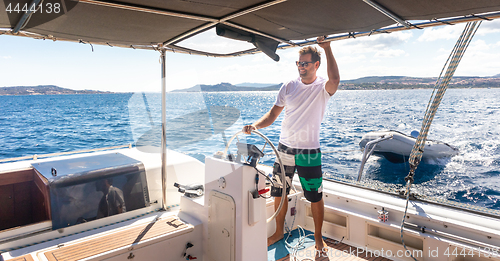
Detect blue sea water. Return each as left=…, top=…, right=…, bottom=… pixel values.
left=1, top=88, right=499, bottom=211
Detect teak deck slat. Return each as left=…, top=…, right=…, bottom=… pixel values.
left=9, top=255, right=34, bottom=261
left=44, top=217, right=188, bottom=261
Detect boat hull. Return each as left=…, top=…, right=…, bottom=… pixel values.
left=2, top=148, right=500, bottom=261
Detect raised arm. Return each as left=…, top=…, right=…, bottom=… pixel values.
left=242, top=105, right=284, bottom=134
left=317, top=36, right=340, bottom=96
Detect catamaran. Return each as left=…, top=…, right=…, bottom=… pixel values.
left=1, top=1, right=500, bottom=260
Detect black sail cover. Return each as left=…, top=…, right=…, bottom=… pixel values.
left=1, top=0, right=500, bottom=53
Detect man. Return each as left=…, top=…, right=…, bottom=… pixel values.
left=96, top=178, right=126, bottom=219
left=242, top=36, right=340, bottom=252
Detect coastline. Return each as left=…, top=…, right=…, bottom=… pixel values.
left=2, top=82, right=498, bottom=96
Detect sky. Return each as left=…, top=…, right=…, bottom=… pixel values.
left=1, top=19, right=499, bottom=93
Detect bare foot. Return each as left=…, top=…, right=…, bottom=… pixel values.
left=315, top=239, right=328, bottom=257
left=267, top=232, right=284, bottom=247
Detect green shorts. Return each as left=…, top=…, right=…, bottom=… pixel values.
left=270, top=143, right=323, bottom=203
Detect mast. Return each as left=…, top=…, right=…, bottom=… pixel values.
left=160, top=48, right=167, bottom=210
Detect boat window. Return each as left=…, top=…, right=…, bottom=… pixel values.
left=316, top=89, right=500, bottom=218
left=49, top=172, right=148, bottom=229
left=32, top=153, right=150, bottom=230
left=130, top=88, right=500, bottom=218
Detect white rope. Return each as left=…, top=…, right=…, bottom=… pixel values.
left=401, top=21, right=482, bottom=261
left=407, top=21, right=481, bottom=178
left=283, top=196, right=307, bottom=261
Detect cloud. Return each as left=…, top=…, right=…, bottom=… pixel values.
left=422, top=36, right=500, bottom=77
left=418, top=20, right=500, bottom=42
left=476, top=19, right=500, bottom=35
left=454, top=39, right=500, bottom=76
left=339, top=63, right=416, bottom=80
left=2, top=56, right=11, bottom=59
left=336, top=54, right=367, bottom=65
left=335, top=31, right=413, bottom=54
left=417, top=24, right=467, bottom=42
left=374, top=49, right=406, bottom=58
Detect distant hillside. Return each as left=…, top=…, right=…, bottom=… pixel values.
left=175, top=75, right=500, bottom=92
left=339, top=76, right=500, bottom=90
left=341, top=76, right=434, bottom=84
left=175, top=82, right=282, bottom=92
left=258, top=84, right=283, bottom=91
left=0, top=85, right=112, bottom=96
left=235, top=82, right=277, bottom=88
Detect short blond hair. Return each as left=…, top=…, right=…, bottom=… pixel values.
left=299, top=46, right=321, bottom=65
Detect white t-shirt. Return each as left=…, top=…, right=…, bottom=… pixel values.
left=275, top=76, right=331, bottom=149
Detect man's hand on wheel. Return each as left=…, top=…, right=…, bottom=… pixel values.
left=242, top=125, right=256, bottom=134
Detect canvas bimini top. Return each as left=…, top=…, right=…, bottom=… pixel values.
left=1, top=0, right=500, bottom=59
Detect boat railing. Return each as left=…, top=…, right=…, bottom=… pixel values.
left=0, top=144, right=133, bottom=163
left=357, top=135, right=393, bottom=181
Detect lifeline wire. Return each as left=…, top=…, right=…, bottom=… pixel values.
left=400, top=21, right=481, bottom=261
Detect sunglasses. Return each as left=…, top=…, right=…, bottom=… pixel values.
left=296, top=61, right=315, bottom=67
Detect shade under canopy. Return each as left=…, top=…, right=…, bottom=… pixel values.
left=1, top=0, right=500, bottom=56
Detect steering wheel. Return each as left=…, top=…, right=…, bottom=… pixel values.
left=222, top=130, right=286, bottom=223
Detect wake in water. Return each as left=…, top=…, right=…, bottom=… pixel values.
left=347, top=138, right=500, bottom=210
